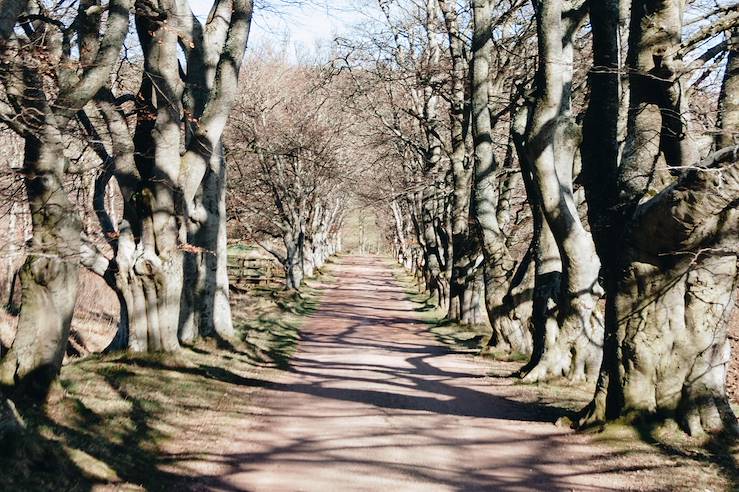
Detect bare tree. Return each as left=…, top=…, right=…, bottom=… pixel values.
left=579, top=0, right=739, bottom=435
left=0, top=0, right=132, bottom=398
left=471, top=0, right=535, bottom=356
left=77, top=0, right=253, bottom=350
left=513, top=0, right=604, bottom=383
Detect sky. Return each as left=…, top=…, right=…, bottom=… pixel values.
left=189, top=1, right=364, bottom=57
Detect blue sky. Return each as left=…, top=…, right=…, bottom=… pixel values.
left=189, top=1, right=363, bottom=56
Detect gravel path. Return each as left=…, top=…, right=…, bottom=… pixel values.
left=202, top=256, right=634, bottom=491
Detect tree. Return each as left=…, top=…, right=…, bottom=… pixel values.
left=579, top=0, right=739, bottom=435
left=471, top=0, right=536, bottom=356
left=79, top=0, right=254, bottom=350
left=0, top=0, right=132, bottom=398
left=514, top=0, right=604, bottom=383
left=438, top=0, right=481, bottom=325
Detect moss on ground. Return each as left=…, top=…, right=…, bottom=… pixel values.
left=0, top=275, right=327, bottom=491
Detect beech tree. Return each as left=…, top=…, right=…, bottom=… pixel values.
left=578, top=0, right=739, bottom=434
left=0, top=0, right=132, bottom=397
left=513, top=0, right=604, bottom=383
left=471, top=0, right=536, bottom=356
left=79, top=0, right=254, bottom=350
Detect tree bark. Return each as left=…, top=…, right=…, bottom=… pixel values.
left=179, top=145, right=234, bottom=342
left=284, top=231, right=305, bottom=291
left=582, top=149, right=739, bottom=434
left=0, top=139, right=80, bottom=398
left=717, top=29, right=738, bottom=150
left=520, top=0, right=603, bottom=382
left=578, top=0, right=739, bottom=435
left=438, top=0, right=475, bottom=323
left=0, top=0, right=131, bottom=397
left=177, top=0, right=252, bottom=341
left=120, top=3, right=185, bottom=352
left=471, top=0, right=532, bottom=355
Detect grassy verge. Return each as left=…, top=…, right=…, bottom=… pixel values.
left=391, top=261, right=738, bottom=491
left=0, top=271, right=330, bottom=491
left=391, top=266, right=498, bottom=354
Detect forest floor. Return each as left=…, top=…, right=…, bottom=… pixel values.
left=1, top=255, right=737, bottom=491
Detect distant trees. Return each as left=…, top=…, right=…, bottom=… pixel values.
left=337, top=0, right=535, bottom=335
left=226, top=54, right=351, bottom=290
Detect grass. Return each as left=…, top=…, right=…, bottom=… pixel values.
left=390, top=267, right=442, bottom=322
left=227, top=243, right=260, bottom=255
left=0, top=272, right=328, bottom=491
left=390, top=265, right=501, bottom=355
left=391, top=260, right=739, bottom=491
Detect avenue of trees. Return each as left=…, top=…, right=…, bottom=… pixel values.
left=347, top=0, right=739, bottom=435
left=0, top=0, right=737, bottom=442
left=0, top=0, right=354, bottom=406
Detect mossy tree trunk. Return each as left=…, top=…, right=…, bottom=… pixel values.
left=0, top=139, right=81, bottom=398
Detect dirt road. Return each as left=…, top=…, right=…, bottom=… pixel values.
left=202, top=256, right=634, bottom=491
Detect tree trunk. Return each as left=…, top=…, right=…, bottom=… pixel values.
left=0, top=139, right=81, bottom=398
left=303, top=236, right=316, bottom=279
left=460, top=263, right=485, bottom=325
left=391, top=199, right=412, bottom=268
left=162, top=0, right=252, bottom=344
left=123, top=6, right=184, bottom=352
left=520, top=0, right=603, bottom=382
left=439, top=0, right=474, bottom=323
left=472, top=0, right=532, bottom=356
left=581, top=153, right=739, bottom=434
left=421, top=185, right=447, bottom=306
left=2, top=202, right=19, bottom=310
left=209, top=154, right=235, bottom=336
left=578, top=0, right=739, bottom=435
left=284, top=231, right=304, bottom=291
left=179, top=144, right=234, bottom=342
left=113, top=221, right=182, bottom=352
left=717, top=29, right=738, bottom=150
